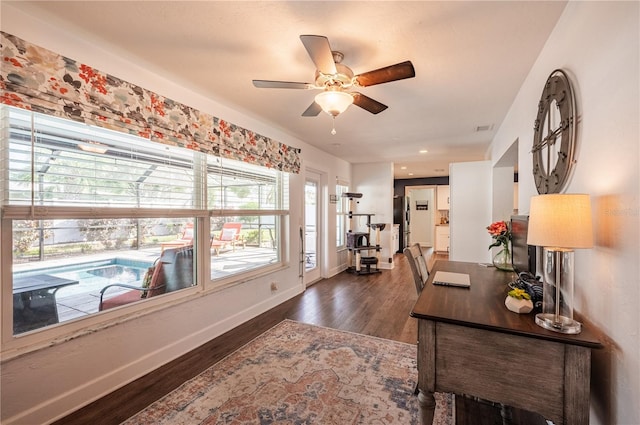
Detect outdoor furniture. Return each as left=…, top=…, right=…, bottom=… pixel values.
left=160, top=223, right=194, bottom=252
left=13, top=274, right=79, bottom=334
left=210, top=222, right=245, bottom=256
left=99, top=246, right=194, bottom=311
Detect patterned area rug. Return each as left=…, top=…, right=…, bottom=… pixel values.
left=123, top=320, right=454, bottom=424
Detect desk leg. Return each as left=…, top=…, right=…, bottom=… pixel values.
left=417, top=390, right=436, bottom=425
left=564, top=345, right=591, bottom=425
left=417, top=319, right=437, bottom=424
left=500, top=404, right=514, bottom=425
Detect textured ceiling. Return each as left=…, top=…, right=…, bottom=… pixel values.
left=5, top=1, right=567, bottom=178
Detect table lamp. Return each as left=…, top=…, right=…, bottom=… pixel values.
left=527, top=194, right=593, bottom=334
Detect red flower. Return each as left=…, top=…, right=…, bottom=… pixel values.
left=5, top=57, right=22, bottom=67
left=486, top=221, right=511, bottom=250
left=1, top=92, right=25, bottom=106
left=487, top=221, right=507, bottom=236
left=150, top=94, right=165, bottom=116
left=219, top=120, right=232, bottom=138
left=79, top=64, right=108, bottom=95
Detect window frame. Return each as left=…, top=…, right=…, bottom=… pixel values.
left=1, top=105, right=290, bottom=352
left=335, top=182, right=349, bottom=249
left=207, top=209, right=290, bottom=288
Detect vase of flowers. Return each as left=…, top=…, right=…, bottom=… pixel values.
left=487, top=220, right=514, bottom=271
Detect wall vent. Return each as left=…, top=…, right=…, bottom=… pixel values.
left=475, top=124, right=494, bottom=132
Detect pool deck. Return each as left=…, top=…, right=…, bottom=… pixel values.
left=13, top=246, right=279, bottom=325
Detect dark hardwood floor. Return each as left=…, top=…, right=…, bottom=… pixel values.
left=54, top=251, right=544, bottom=425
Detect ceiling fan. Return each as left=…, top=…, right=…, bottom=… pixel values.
left=253, top=35, right=415, bottom=132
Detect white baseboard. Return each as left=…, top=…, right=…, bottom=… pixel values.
left=328, top=263, right=348, bottom=277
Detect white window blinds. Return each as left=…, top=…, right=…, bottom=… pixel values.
left=4, top=106, right=197, bottom=209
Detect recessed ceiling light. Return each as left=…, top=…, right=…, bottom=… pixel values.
left=400, top=166, right=407, bottom=170
left=408, top=172, right=414, bottom=176
left=419, top=149, right=428, bottom=154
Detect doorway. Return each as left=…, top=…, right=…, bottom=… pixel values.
left=304, top=170, right=322, bottom=285
left=404, top=186, right=436, bottom=249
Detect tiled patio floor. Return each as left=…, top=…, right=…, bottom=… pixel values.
left=14, top=246, right=280, bottom=326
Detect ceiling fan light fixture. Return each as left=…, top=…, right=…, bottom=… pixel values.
left=78, top=141, right=108, bottom=154
left=314, top=90, right=353, bottom=117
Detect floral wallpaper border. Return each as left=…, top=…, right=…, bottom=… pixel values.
left=0, top=31, right=301, bottom=174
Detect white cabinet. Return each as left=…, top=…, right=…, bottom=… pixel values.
left=437, top=185, right=450, bottom=210
left=435, top=225, right=450, bottom=252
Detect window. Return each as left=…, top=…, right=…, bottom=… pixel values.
left=1, top=105, right=288, bottom=337
left=336, top=182, right=349, bottom=248
left=5, top=107, right=197, bottom=208
left=206, top=154, right=288, bottom=281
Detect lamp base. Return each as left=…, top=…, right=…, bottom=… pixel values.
left=535, top=313, right=582, bottom=334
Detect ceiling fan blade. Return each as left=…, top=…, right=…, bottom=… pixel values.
left=302, top=101, right=323, bottom=117
left=355, top=61, right=416, bottom=87
left=300, top=35, right=337, bottom=75
left=253, top=80, right=315, bottom=89
left=352, top=92, right=388, bottom=114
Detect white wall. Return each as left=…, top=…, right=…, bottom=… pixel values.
left=492, top=167, right=516, bottom=221
left=352, top=162, right=395, bottom=268
left=449, top=161, right=493, bottom=263
left=406, top=188, right=435, bottom=247
left=0, top=5, right=350, bottom=425
left=489, top=3, right=639, bottom=424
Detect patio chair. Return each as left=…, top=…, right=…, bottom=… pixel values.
left=98, top=246, right=194, bottom=311
left=160, top=223, right=194, bottom=252
left=210, top=222, right=245, bottom=256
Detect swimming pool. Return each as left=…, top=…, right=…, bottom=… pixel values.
left=14, top=258, right=154, bottom=292
left=12, top=257, right=156, bottom=325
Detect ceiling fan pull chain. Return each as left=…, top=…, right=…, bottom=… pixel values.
left=331, top=116, right=337, bottom=135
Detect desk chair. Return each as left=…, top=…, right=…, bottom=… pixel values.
left=404, top=243, right=430, bottom=295
left=404, top=243, right=430, bottom=396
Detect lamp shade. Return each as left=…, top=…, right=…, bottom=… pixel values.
left=315, top=90, right=353, bottom=117
left=527, top=194, right=594, bottom=249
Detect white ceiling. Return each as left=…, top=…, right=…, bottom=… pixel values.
left=7, top=1, right=567, bottom=178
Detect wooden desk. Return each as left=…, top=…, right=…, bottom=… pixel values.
left=410, top=261, right=602, bottom=425
left=13, top=274, right=79, bottom=334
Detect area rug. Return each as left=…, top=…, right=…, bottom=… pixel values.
left=122, top=320, right=454, bottom=424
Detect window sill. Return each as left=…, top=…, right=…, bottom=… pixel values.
left=2, top=261, right=291, bottom=362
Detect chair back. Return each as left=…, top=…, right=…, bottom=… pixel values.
left=404, top=243, right=430, bottom=295
left=215, top=222, right=242, bottom=241
left=181, top=223, right=194, bottom=241
left=146, top=246, right=194, bottom=297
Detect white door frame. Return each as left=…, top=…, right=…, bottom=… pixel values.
left=404, top=185, right=437, bottom=248
left=304, top=169, right=323, bottom=286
